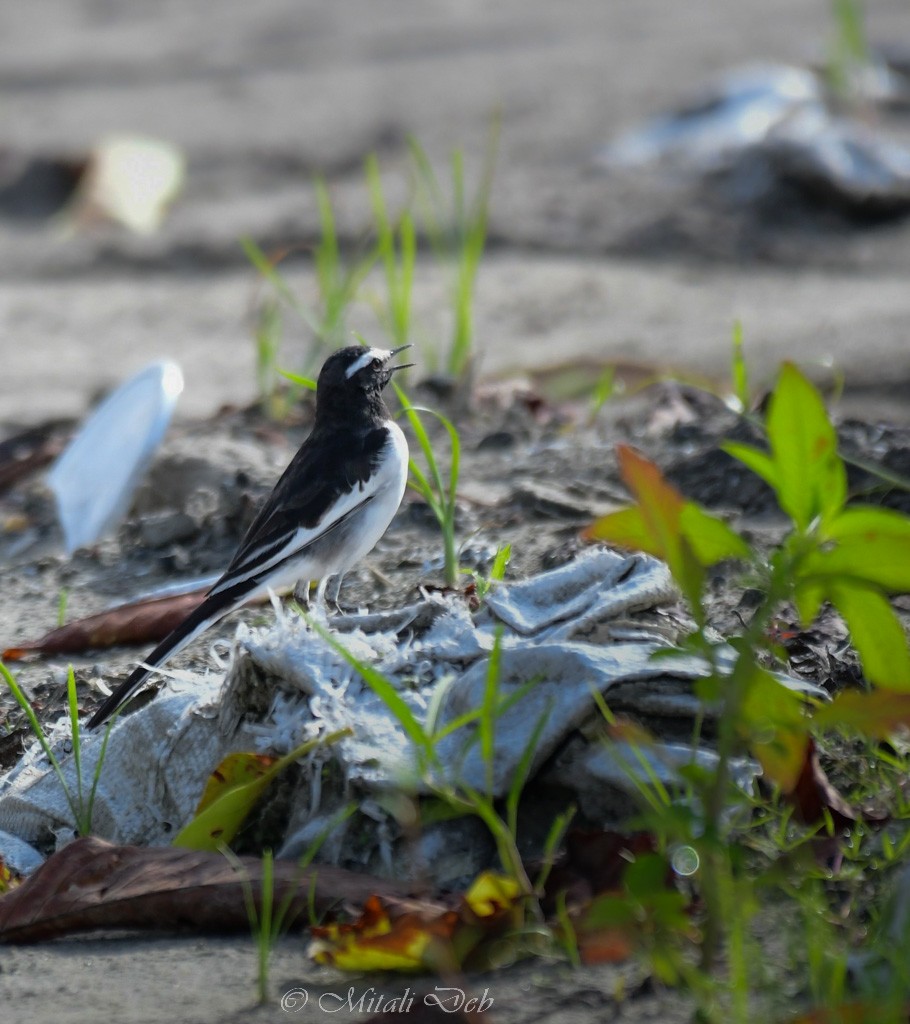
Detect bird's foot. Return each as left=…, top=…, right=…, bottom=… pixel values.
left=292, top=579, right=313, bottom=611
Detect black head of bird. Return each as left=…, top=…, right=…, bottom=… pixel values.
left=315, top=345, right=413, bottom=426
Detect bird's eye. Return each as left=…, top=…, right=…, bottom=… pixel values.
left=371, top=358, right=382, bottom=370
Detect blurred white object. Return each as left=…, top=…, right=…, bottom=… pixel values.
left=72, top=134, right=185, bottom=234
left=598, top=64, right=821, bottom=172
left=48, top=361, right=184, bottom=553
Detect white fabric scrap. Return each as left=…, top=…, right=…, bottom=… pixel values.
left=0, top=547, right=824, bottom=867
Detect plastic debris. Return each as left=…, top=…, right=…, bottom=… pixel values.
left=598, top=64, right=821, bottom=172
left=598, top=63, right=910, bottom=216
left=47, top=361, right=184, bottom=553
left=764, top=106, right=910, bottom=214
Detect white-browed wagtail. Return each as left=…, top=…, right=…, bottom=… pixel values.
left=87, top=344, right=412, bottom=729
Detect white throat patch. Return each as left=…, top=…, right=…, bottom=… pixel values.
left=344, top=348, right=391, bottom=380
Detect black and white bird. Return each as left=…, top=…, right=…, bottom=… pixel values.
left=87, top=344, right=413, bottom=729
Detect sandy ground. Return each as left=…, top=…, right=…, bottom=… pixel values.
left=2, top=2, right=910, bottom=1022
left=2, top=0, right=909, bottom=426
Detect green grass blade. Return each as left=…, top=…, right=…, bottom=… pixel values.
left=0, top=660, right=79, bottom=830
left=66, top=667, right=85, bottom=830
left=479, top=631, right=503, bottom=794
left=240, top=237, right=318, bottom=334
left=731, top=319, right=749, bottom=412
left=490, top=543, right=511, bottom=582
left=277, top=368, right=317, bottom=392
left=505, top=707, right=550, bottom=840
left=305, top=614, right=437, bottom=768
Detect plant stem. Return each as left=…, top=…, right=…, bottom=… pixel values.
left=699, top=555, right=793, bottom=971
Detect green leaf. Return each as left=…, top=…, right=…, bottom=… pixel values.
left=679, top=503, right=751, bottom=564
left=805, top=506, right=910, bottom=593
left=722, top=441, right=778, bottom=493
left=173, top=732, right=349, bottom=851
left=828, top=583, right=910, bottom=690
left=814, top=690, right=910, bottom=738
left=584, top=447, right=752, bottom=618
left=793, top=580, right=826, bottom=627
left=730, top=319, right=749, bottom=411
left=765, top=363, right=846, bottom=530
left=584, top=506, right=654, bottom=553
left=278, top=369, right=317, bottom=391
left=489, top=543, right=511, bottom=583
left=739, top=667, right=809, bottom=791
left=623, top=853, right=670, bottom=899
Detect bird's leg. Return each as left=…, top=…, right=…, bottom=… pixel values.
left=313, top=575, right=331, bottom=619
left=293, top=579, right=312, bottom=610
left=325, top=572, right=347, bottom=615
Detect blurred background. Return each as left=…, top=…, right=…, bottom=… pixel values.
left=1, top=0, right=909, bottom=423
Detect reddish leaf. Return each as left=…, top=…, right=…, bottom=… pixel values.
left=543, top=828, right=657, bottom=910
left=310, top=894, right=461, bottom=973
left=576, top=928, right=636, bottom=964
left=3, top=590, right=207, bottom=660
left=310, top=872, right=523, bottom=974
left=787, top=1002, right=910, bottom=1024
left=786, top=738, right=861, bottom=831
left=0, top=836, right=413, bottom=943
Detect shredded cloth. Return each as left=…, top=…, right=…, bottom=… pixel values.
left=0, top=548, right=824, bottom=879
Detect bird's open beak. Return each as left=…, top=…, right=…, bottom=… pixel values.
left=387, top=344, right=414, bottom=374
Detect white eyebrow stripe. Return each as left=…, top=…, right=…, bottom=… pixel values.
left=344, top=348, right=391, bottom=379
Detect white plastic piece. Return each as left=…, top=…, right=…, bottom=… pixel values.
left=48, top=361, right=184, bottom=553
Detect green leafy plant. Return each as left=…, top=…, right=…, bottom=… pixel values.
left=0, top=662, right=116, bottom=835
left=585, top=360, right=910, bottom=1011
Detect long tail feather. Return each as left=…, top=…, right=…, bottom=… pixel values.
left=86, top=578, right=256, bottom=729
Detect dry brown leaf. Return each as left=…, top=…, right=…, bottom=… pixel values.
left=309, top=872, right=523, bottom=974
left=0, top=422, right=68, bottom=495
left=3, top=590, right=207, bottom=661
left=0, top=836, right=413, bottom=943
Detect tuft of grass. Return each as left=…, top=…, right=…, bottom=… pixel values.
left=311, top=178, right=377, bottom=362
left=393, top=383, right=462, bottom=588
left=254, top=298, right=286, bottom=420
left=226, top=803, right=357, bottom=1005
left=304, top=615, right=548, bottom=907
left=242, top=178, right=377, bottom=404
left=465, top=542, right=512, bottom=604
left=827, top=0, right=871, bottom=105
left=0, top=662, right=116, bottom=835
left=409, top=121, right=498, bottom=379
left=366, top=155, right=416, bottom=357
